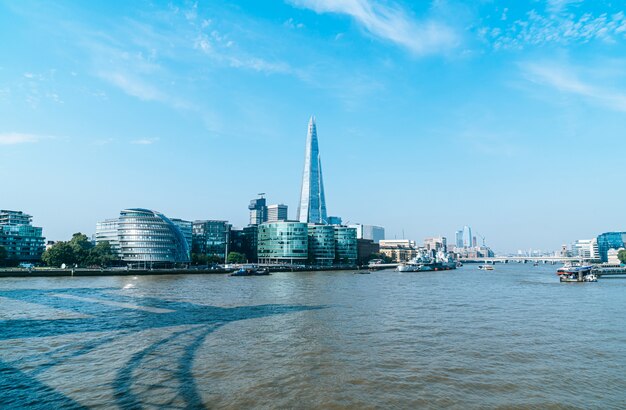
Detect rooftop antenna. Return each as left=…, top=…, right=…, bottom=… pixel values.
left=258, top=193, right=265, bottom=198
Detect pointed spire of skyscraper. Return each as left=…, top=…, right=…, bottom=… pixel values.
left=297, top=116, right=328, bottom=224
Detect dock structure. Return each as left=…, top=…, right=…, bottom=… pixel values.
left=593, top=266, right=626, bottom=277
left=459, top=256, right=598, bottom=265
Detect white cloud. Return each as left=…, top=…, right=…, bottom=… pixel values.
left=286, top=0, right=458, bottom=55
left=521, top=61, right=626, bottom=112
left=547, top=0, right=583, bottom=14
left=131, top=138, right=159, bottom=145
left=483, top=9, right=626, bottom=50
left=0, top=133, right=41, bottom=145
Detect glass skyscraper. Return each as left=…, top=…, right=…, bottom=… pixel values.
left=297, top=116, right=328, bottom=224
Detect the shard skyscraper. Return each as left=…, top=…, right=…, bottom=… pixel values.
left=297, top=116, right=328, bottom=224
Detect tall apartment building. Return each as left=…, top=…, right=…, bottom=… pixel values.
left=0, top=210, right=45, bottom=262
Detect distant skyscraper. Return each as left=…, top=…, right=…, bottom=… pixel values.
left=455, top=230, right=463, bottom=248
left=297, top=116, right=328, bottom=224
left=462, top=226, right=472, bottom=248
left=248, top=195, right=267, bottom=225
left=266, top=204, right=288, bottom=222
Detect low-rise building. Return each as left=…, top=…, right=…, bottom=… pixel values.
left=334, top=226, right=357, bottom=265
left=379, top=239, right=417, bottom=262
left=357, top=239, right=380, bottom=265
left=192, top=220, right=230, bottom=261
left=257, top=221, right=308, bottom=264
left=0, top=210, right=45, bottom=263
left=308, top=224, right=335, bottom=266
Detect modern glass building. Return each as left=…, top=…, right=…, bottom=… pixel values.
left=597, top=232, right=626, bottom=262
left=257, top=221, right=308, bottom=264
left=307, top=224, right=335, bottom=266
left=96, top=208, right=190, bottom=264
left=348, top=224, right=385, bottom=243
left=297, top=116, right=328, bottom=224
left=192, top=220, right=230, bottom=260
left=242, top=225, right=259, bottom=262
left=172, top=219, right=193, bottom=250
left=334, top=226, right=357, bottom=265
left=0, top=210, right=45, bottom=262
left=249, top=196, right=267, bottom=225
left=462, top=226, right=472, bottom=248
left=94, top=218, right=120, bottom=255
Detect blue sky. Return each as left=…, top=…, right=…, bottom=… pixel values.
left=1, top=0, right=625, bottom=253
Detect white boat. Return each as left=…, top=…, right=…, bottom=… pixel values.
left=478, top=264, right=494, bottom=271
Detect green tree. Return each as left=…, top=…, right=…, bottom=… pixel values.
left=0, top=245, right=7, bottom=267
left=227, top=252, right=247, bottom=264
left=618, top=249, right=626, bottom=265
left=191, top=253, right=209, bottom=265
left=85, top=241, right=116, bottom=267
left=69, top=233, right=93, bottom=265
left=42, top=242, right=76, bottom=267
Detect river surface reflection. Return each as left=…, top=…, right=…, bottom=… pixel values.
left=1, top=264, right=625, bottom=408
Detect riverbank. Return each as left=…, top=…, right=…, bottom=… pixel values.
left=0, top=265, right=361, bottom=277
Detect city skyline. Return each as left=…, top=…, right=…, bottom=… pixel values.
left=2, top=1, right=626, bottom=252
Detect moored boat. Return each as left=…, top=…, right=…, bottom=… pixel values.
left=230, top=265, right=271, bottom=276
left=556, top=264, right=595, bottom=283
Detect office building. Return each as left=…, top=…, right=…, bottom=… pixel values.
left=242, top=225, right=259, bottom=262
left=257, top=221, right=308, bottom=264
left=171, top=218, right=193, bottom=250
left=424, top=237, right=446, bottom=252
left=349, top=224, right=385, bottom=243
left=455, top=230, right=463, bottom=248
left=379, top=239, right=418, bottom=262
left=597, top=232, right=626, bottom=262
left=192, top=220, right=230, bottom=260
left=96, top=208, right=190, bottom=264
left=308, top=224, right=335, bottom=266
left=328, top=216, right=342, bottom=225
left=357, top=239, right=380, bottom=265
left=249, top=195, right=267, bottom=225
left=94, top=218, right=120, bottom=255
left=0, top=210, right=45, bottom=262
left=267, top=204, right=288, bottom=222
left=462, top=226, right=472, bottom=248
left=297, top=116, right=328, bottom=224
left=571, top=238, right=599, bottom=260
left=334, top=226, right=357, bottom=265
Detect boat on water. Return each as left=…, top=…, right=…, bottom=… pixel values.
left=230, top=265, right=271, bottom=276
left=478, top=264, right=494, bottom=271
left=396, top=250, right=457, bottom=272
left=556, top=264, right=596, bottom=283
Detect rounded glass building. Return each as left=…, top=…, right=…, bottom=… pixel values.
left=117, top=208, right=190, bottom=264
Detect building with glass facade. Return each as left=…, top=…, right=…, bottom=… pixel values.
left=172, top=219, right=193, bottom=250
left=192, top=220, right=230, bottom=260
left=348, top=224, right=385, bottom=243
left=297, top=116, right=328, bottom=224
left=249, top=196, right=267, bottom=225
left=94, top=218, right=120, bottom=255
left=0, top=210, right=45, bottom=262
left=96, top=208, right=190, bottom=264
left=334, top=226, right=357, bottom=265
left=597, top=232, right=626, bottom=262
left=242, top=225, right=259, bottom=262
left=257, top=221, right=308, bottom=264
left=307, top=224, right=335, bottom=265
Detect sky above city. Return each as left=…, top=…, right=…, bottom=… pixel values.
left=1, top=0, right=625, bottom=253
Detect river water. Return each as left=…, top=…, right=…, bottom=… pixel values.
left=1, top=264, right=625, bottom=409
